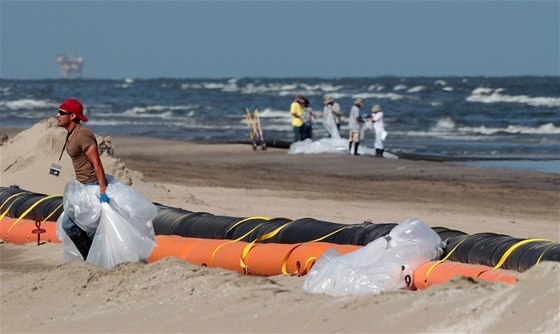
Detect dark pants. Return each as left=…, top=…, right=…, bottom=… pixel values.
left=302, top=124, right=313, bottom=140
left=293, top=126, right=303, bottom=142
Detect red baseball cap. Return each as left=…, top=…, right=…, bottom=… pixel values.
left=59, top=99, right=88, bottom=122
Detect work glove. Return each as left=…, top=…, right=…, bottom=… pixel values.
left=99, top=193, right=110, bottom=203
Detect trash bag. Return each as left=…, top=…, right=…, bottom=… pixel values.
left=55, top=211, right=84, bottom=263
left=104, top=175, right=157, bottom=241
left=62, top=180, right=101, bottom=236
left=288, top=137, right=348, bottom=155
left=303, top=218, right=444, bottom=296
left=323, top=110, right=341, bottom=139
left=87, top=202, right=156, bottom=269
left=56, top=175, right=157, bottom=268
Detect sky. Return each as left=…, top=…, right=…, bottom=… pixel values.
left=1, top=0, right=559, bottom=79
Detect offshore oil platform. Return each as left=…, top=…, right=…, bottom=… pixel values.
left=57, top=54, right=84, bottom=79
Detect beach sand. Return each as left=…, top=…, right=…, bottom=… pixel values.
left=1, top=119, right=559, bottom=333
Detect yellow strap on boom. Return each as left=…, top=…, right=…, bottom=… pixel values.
left=227, top=216, right=271, bottom=234
left=280, top=225, right=351, bottom=276
left=240, top=222, right=292, bottom=274
left=309, top=226, right=351, bottom=243
left=209, top=223, right=264, bottom=267
left=0, top=192, right=26, bottom=220
left=170, top=213, right=194, bottom=228
left=4, top=194, right=62, bottom=241
left=536, top=244, right=559, bottom=265
left=491, top=238, right=553, bottom=270
left=281, top=243, right=304, bottom=275
left=42, top=203, right=64, bottom=223
left=424, top=235, right=469, bottom=284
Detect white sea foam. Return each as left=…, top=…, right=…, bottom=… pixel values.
left=354, top=92, right=407, bottom=101
left=261, top=123, right=292, bottom=132
left=123, top=104, right=199, bottom=116
left=192, top=81, right=240, bottom=92
left=0, top=99, right=58, bottom=110
left=434, top=80, right=447, bottom=86
left=318, top=84, right=343, bottom=92
left=0, top=87, right=12, bottom=96
left=393, top=84, right=407, bottom=91
left=467, top=87, right=560, bottom=108
left=431, top=117, right=456, bottom=132
left=181, top=80, right=239, bottom=91
left=116, top=78, right=134, bottom=88
left=115, top=83, right=132, bottom=89
left=181, top=83, right=203, bottom=89
left=429, top=117, right=560, bottom=136
left=407, top=86, right=426, bottom=93
left=0, top=111, right=52, bottom=119
left=442, top=86, right=454, bottom=92
left=367, top=84, right=386, bottom=91
left=241, top=83, right=297, bottom=94
left=258, top=108, right=291, bottom=118
left=392, top=117, right=560, bottom=141
left=239, top=113, right=291, bottom=132
left=462, top=123, right=560, bottom=135
left=278, top=90, right=323, bottom=97
left=87, top=119, right=162, bottom=126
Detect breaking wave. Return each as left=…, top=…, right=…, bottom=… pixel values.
left=431, top=117, right=560, bottom=135
left=467, top=87, right=560, bottom=108
left=0, top=99, right=58, bottom=110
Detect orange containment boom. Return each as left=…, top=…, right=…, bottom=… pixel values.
left=0, top=218, right=60, bottom=244
left=147, top=235, right=519, bottom=287
left=1, top=222, right=519, bottom=288
left=147, top=235, right=361, bottom=276
left=413, top=261, right=518, bottom=289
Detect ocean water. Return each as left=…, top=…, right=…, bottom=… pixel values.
left=1, top=77, right=559, bottom=173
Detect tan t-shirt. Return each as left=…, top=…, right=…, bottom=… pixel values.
left=66, top=125, right=98, bottom=183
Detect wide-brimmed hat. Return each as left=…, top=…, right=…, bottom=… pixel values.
left=354, top=98, right=364, bottom=105
left=59, top=99, right=88, bottom=122
left=324, top=96, right=334, bottom=104
left=371, top=104, right=383, bottom=113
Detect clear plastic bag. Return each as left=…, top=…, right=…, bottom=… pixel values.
left=303, top=218, right=444, bottom=296
left=87, top=202, right=156, bottom=269
left=56, top=175, right=157, bottom=268
left=62, top=180, right=101, bottom=236
left=55, top=211, right=84, bottom=263
left=288, top=137, right=349, bottom=155
left=104, top=175, right=157, bottom=241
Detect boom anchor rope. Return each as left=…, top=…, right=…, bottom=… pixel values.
left=31, top=220, right=46, bottom=246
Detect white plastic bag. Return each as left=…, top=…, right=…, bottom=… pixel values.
left=62, top=180, right=101, bottom=236
left=323, top=110, right=341, bottom=140
left=55, top=211, right=84, bottom=263
left=288, top=110, right=350, bottom=155
left=105, top=175, right=157, bottom=241
left=56, top=174, right=157, bottom=268
left=288, top=137, right=349, bottom=155
left=303, top=218, right=444, bottom=296
left=87, top=203, right=156, bottom=269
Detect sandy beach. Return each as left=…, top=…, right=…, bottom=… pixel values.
left=1, top=120, right=559, bottom=333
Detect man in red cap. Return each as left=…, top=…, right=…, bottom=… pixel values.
left=57, top=99, right=109, bottom=259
